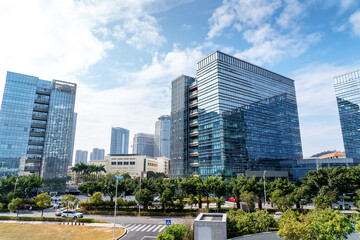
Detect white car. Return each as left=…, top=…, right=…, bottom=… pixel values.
left=61, top=210, right=84, bottom=219
left=55, top=208, right=64, bottom=216
left=274, top=212, right=283, bottom=220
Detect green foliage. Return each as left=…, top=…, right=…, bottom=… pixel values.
left=271, top=189, right=293, bottom=211
left=157, top=224, right=193, bottom=240
left=147, top=171, right=166, bottom=179
left=35, top=193, right=51, bottom=217
left=0, top=215, right=100, bottom=223
left=89, top=192, right=103, bottom=208
left=227, top=209, right=278, bottom=238
left=0, top=202, right=3, bottom=210
left=0, top=175, right=43, bottom=199
left=78, top=181, right=102, bottom=195
left=314, top=195, right=332, bottom=210
left=135, top=189, right=153, bottom=211
left=61, top=195, right=76, bottom=209
left=8, top=197, right=23, bottom=216
left=240, top=191, right=255, bottom=212
left=160, top=188, right=173, bottom=212
left=277, top=209, right=353, bottom=240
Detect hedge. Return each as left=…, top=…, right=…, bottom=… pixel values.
left=0, top=216, right=104, bottom=223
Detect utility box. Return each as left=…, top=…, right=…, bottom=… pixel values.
left=194, top=213, right=227, bottom=240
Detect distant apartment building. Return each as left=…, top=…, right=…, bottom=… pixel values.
left=90, top=148, right=105, bottom=160
left=68, top=112, right=77, bottom=166
left=170, top=51, right=303, bottom=178
left=132, top=133, right=155, bottom=157
left=334, top=69, right=360, bottom=164
left=155, top=156, right=170, bottom=177
left=110, top=127, right=129, bottom=154
left=154, top=115, right=170, bottom=158
left=75, top=150, right=88, bottom=164
left=0, top=72, right=76, bottom=191
left=89, top=154, right=164, bottom=178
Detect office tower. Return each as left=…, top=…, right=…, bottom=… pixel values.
left=133, top=133, right=155, bottom=157
left=170, top=51, right=303, bottom=178
left=68, top=112, right=77, bottom=166
left=0, top=72, right=76, bottom=190
left=154, top=115, right=170, bottom=158
left=110, top=127, right=129, bottom=154
left=75, top=150, right=88, bottom=164
left=170, top=75, right=197, bottom=177
left=90, top=148, right=105, bottom=160
left=334, top=70, right=360, bottom=162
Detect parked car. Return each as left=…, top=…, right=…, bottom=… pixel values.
left=61, top=210, right=84, bottom=219
left=274, top=212, right=283, bottom=220
left=153, top=196, right=161, bottom=202
left=227, top=196, right=235, bottom=202
left=50, top=196, right=62, bottom=202
left=55, top=208, right=65, bottom=216
left=65, top=189, right=80, bottom=195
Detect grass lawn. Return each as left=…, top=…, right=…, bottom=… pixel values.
left=0, top=222, right=125, bottom=240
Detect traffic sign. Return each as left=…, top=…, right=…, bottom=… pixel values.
left=166, top=220, right=171, bottom=226
left=115, top=176, right=124, bottom=180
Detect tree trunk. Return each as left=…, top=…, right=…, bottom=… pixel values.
left=198, top=198, right=202, bottom=209
left=296, top=201, right=300, bottom=209
left=258, top=196, right=262, bottom=210
left=17, top=210, right=19, bottom=217
left=206, top=197, right=210, bottom=209
left=236, top=196, right=240, bottom=209
left=41, top=209, right=44, bottom=217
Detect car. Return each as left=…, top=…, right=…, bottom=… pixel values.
left=55, top=208, right=65, bottom=216
left=51, top=196, right=62, bottom=202
left=227, top=196, right=235, bottom=202
left=274, top=212, right=283, bottom=220
left=153, top=196, right=161, bottom=202
left=61, top=210, right=84, bottom=219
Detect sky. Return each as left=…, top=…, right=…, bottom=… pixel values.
left=0, top=0, right=360, bottom=158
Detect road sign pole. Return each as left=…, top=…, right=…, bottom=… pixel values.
left=113, top=178, right=119, bottom=240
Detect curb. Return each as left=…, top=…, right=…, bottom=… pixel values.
left=117, top=228, right=128, bottom=240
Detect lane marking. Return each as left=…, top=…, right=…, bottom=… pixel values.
left=141, top=225, right=153, bottom=232
left=130, top=224, right=144, bottom=231
left=158, top=225, right=166, bottom=232
left=135, top=224, right=148, bottom=231
left=152, top=225, right=163, bottom=232
left=146, top=225, right=157, bottom=232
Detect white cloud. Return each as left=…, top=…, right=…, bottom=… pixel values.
left=207, top=0, right=320, bottom=65
left=349, top=10, right=360, bottom=35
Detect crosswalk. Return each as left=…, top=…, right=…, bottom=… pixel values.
left=125, top=224, right=167, bottom=233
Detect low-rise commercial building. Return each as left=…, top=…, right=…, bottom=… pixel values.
left=89, top=154, right=165, bottom=178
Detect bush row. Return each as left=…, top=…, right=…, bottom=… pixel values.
left=0, top=215, right=100, bottom=223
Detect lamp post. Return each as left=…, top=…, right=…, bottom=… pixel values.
left=263, top=170, right=267, bottom=212
left=13, top=177, right=18, bottom=200
left=137, top=172, right=142, bottom=216
left=113, top=176, right=123, bottom=240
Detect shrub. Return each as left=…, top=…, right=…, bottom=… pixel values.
left=157, top=224, right=193, bottom=240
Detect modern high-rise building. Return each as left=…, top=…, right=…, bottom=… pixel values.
left=110, top=127, right=129, bottom=154
left=68, top=112, right=77, bottom=166
left=75, top=150, right=88, bottom=164
left=334, top=69, right=360, bottom=163
left=0, top=71, right=76, bottom=190
left=90, top=148, right=105, bottom=160
left=154, top=115, right=170, bottom=158
left=170, top=51, right=303, bottom=178
left=132, top=133, right=155, bottom=157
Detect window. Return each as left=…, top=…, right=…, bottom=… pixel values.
left=124, top=162, right=129, bottom=165
left=130, top=162, right=135, bottom=165
left=117, top=162, right=122, bottom=165
left=111, top=162, right=116, bottom=165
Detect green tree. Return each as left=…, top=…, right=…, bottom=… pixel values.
left=0, top=202, right=3, bottom=210
left=270, top=189, right=293, bottom=211
left=289, top=185, right=312, bottom=209
left=240, top=191, right=255, bottom=212
left=277, top=209, right=353, bottom=240
left=160, top=188, right=173, bottom=213
left=228, top=176, right=247, bottom=209
left=89, top=192, right=103, bottom=210
left=78, top=181, right=102, bottom=195
left=157, top=224, right=193, bottom=240
left=135, top=188, right=153, bottom=211
left=61, top=195, right=76, bottom=211
left=8, top=197, right=22, bottom=217
left=35, top=193, right=51, bottom=217
left=313, top=194, right=332, bottom=210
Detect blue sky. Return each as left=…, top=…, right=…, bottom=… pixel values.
left=0, top=0, right=360, bottom=158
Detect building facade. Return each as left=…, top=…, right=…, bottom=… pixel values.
left=74, top=150, right=88, bottom=164
left=154, top=115, right=171, bottom=158
left=110, top=127, right=129, bottom=154
left=68, top=112, right=77, bottom=166
left=334, top=70, right=360, bottom=163
left=89, top=154, right=162, bottom=178
left=156, top=156, right=170, bottom=177
left=170, top=51, right=303, bottom=178
left=90, top=148, right=105, bottom=160
left=132, top=133, right=155, bottom=157
left=0, top=72, right=76, bottom=190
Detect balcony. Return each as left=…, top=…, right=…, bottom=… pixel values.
left=30, top=131, right=45, bottom=137
left=36, top=89, right=51, bottom=96
left=27, top=149, right=43, bottom=154
left=24, top=166, right=40, bottom=172
left=32, top=114, right=47, bottom=121
left=189, top=110, right=198, bottom=118
left=189, top=120, right=198, bottom=127
left=31, top=123, right=47, bottom=129
left=189, top=162, right=199, bottom=168
left=34, top=98, right=49, bottom=104
left=189, top=91, right=198, bottom=99
left=28, top=140, right=44, bottom=146
left=33, top=107, right=49, bottom=113
left=189, top=151, right=199, bottom=157
left=26, top=157, right=42, bottom=163
left=189, top=102, right=198, bottom=109
left=189, top=130, right=198, bottom=137
left=189, top=141, right=199, bottom=147
left=189, top=82, right=197, bottom=90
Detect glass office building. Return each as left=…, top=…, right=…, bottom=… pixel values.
left=170, top=51, right=303, bottom=178
left=90, top=148, right=105, bottom=160
left=0, top=72, right=76, bottom=190
left=154, top=115, right=170, bottom=158
left=68, top=112, right=77, bottom=166
left=133, top=133, right=155, bottom=157
left=75, top=150, right=88, bottom=164
left=334, top=70, right=360, bottom=162
left=110, top=127, right=129, bottom=154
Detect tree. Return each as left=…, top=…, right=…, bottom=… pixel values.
left=160, top=188, right=173, bottom=213
left=61, top=195, right=76, bottom=215
left=36, top=193, right=51, bottom=217
left=157, top=224, right=193, bottom=240
left=314, top=194, right=332, bottom=210
left=78, top=181, right=102, bottom=195
left=8, top=197, right=22, bottom=217
left=89, top=192, right=103, bottom=210
left=289, top=185, right=312, bottom=209
left=135, top=189, right=153, bottom=211
left=240, top=191, right=255, bottom=212
left=277, top=209, right=353, bottom=240
left=270, top=189, right=292, bottom=211
left=229, top=176, right=247, bottom=209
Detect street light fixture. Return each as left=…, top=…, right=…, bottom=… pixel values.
left=263, top=170, right=267, bottom=212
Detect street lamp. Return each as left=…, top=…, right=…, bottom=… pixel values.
left=263, top=170, right=267, bottom=212
left=113, top=175, right=123, bottom=240
left=13, top=177, right=18, bottom=200
left=136, top=172, right=142, bottom=216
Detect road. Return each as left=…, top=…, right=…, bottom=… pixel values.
left=0, top=208, right=189, bottom=240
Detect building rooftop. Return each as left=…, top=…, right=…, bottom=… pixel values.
left=318, top=152, right=346, bottom=159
